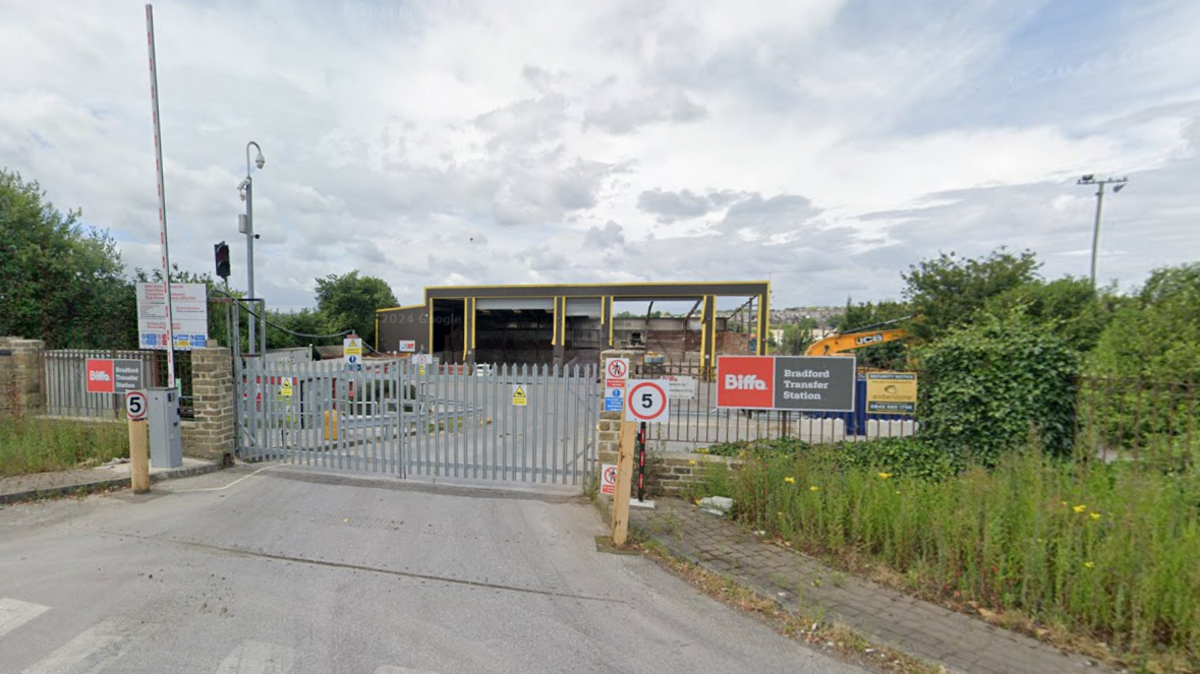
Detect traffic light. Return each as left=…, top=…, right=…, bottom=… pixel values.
left=214, top=241, right=231, bottom=280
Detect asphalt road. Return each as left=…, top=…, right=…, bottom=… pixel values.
left=0, top=465, right=867, bottom=674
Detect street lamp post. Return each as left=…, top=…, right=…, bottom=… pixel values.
left=1076, top=174, right=1128, bottom=288
left=240, top=142, right=265, bottom=352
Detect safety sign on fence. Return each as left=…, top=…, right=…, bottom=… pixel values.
left=344, top=336, right=363, bottom=370
left=600, top=463, right=617, bottom=495
left=865, top=371, right=918, bottom=415
left=625, top=379, right=671, bottom=423
left=605, top=357, right=629, bottom=389
left=604, top=387, right=623, bottom=412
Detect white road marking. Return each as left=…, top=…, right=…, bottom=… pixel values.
left=21, top=617, right=155, bottom=674
left=216, top=640, right=296, bottom=674
left=169, top=465, right=277, bottom=492
left=0, top=598, right=50, bottom=638
left=374, top=667, right=444, bottom=674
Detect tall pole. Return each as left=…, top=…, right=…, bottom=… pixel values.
left=1076, top=175, right=1128, bottom=289
left=145, top=4, right=176, bottom=388
left=244, top=141, right=263, bottom=354
left=1089, top=183, right=1105, bottom=289
left=244, top=143, right=257, bottom=353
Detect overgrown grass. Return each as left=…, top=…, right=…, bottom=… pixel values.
left=0, top=415, right=128, bottom=476
left=699, top=446, right=1200, bottom=672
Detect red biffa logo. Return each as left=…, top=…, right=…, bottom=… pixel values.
left=85, top=359, right=116, bottom=394
left=717, top=356, right=775, bottom=409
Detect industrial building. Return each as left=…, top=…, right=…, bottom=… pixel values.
left=375, top=281, right=769, bottom=368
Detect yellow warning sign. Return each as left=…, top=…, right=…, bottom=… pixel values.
left=279, top=378, right=293, bottom=398
left=865, top=371, right=917, bottom=415
left=512, top=385, right=527, bottom=407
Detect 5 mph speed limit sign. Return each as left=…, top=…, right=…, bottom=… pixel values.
left=125, top=390, right=148, bottom=420
left=625, top=379, right=671, bottom=423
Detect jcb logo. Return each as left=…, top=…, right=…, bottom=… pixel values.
left=724, top=374, right=768, bottom=390
left=855, top=333, right=884, bottom=345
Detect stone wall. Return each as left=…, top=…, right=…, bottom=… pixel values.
left=0, top=337, right=45, bottom=415
left=596, top=445, right=737, bottom=496
left=180, top=347, right=235, bottom=462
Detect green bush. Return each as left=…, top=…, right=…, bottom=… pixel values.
left=1084, top=263, right=1200, bottom=468
left=920, top=312, right=1079, bottom=463
left=832, top=436, right=964, bottom=480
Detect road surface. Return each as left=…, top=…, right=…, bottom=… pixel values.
left=0, top=464, right=867, bottom=674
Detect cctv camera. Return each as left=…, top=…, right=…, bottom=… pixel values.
left=255, top=158, right=265, bottom=169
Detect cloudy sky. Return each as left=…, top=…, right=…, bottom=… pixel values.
left=2, top=0, right=1198, bottom=311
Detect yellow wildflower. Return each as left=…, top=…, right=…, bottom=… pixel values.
left=1073, top=504, right=1087, bottom=514
left=688, top=459, right=696, bottom=466
left=878, top=472, right=892, bottom=479
left=1089, top=512, right=1101, bottom=521
left=1083, top=561, right=1095, bottom=569
left=1060, top=501, right=1068, bottom=507
left=784, top=476, right=796, bottom=484
left=809, top=485, right=819, bottom=492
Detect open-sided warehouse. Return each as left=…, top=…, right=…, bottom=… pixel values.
left=376, top=281, right=769, bottom=368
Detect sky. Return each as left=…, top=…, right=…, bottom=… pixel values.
left=1, top=0, right=1197, bottom=311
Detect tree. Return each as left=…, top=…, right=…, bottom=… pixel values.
left=902, top=249, right=1040, bottom=341
left=0, top=169, right=136, bottom=348
left=1089, top=263, right=1200, bottom=382
left=835, top=298, right=913, bottom=369
left=780, top=318, right=818, bottom=355
left=1085, top=263, right=1200, bottom=469
left=983, top=277, right=1113, bottom=352
left=314, top=271, right=398, bottom=348
left=266, top=308, right=334, bottom=350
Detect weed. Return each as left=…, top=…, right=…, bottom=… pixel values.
left=0, top=415, right=128, bottom=476
left=692, top=444, right=1200, bottom=672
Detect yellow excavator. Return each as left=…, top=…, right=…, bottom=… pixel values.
left=803, top=315, right=914, bottom=357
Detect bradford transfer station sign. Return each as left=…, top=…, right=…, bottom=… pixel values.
left=716, top=356, right=856, bottom=412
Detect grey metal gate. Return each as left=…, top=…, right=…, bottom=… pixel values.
left=236, top=358, right=599, bottom=487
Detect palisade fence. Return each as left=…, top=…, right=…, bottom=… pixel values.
left=634, top=361, right=1200, bottom=463
left=1076, top=376, right=1198, bottom=466
left=43, top=349, right=194, bottom=419
left=632, top=361, right=923, bottom=450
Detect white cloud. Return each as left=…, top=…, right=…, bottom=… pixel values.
left=0, top=0, right=1197, bottom=312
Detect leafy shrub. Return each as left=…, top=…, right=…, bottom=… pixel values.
left=920, top=311, right=1079, bottom=463
left=832, top=436, right=964, bottom=480
left=1084, top=263, right=1200, bottom=468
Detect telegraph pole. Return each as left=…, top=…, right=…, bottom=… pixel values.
left=1076, top=174, right=1128, bottom=288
